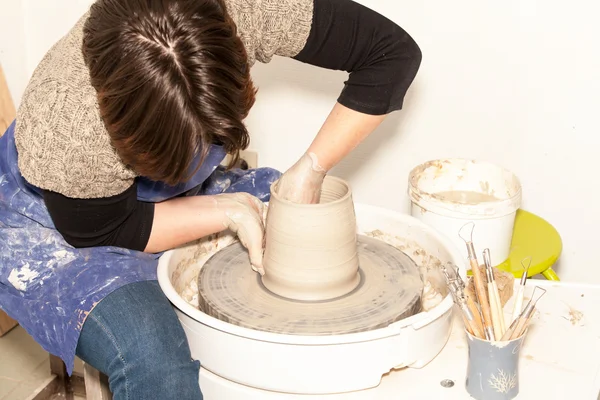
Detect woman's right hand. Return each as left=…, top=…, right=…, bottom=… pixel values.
left=213, top=193, right=266, bottom=275
left=147, top=192, right=266, bottom=275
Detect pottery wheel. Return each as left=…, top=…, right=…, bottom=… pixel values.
left=197, top=235, right=423, bottom=335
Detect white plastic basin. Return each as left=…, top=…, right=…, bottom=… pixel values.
left=157, top=203, right=464, bottom=395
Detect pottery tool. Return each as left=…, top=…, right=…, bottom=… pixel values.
left=482, top=248, right=505, bottom=338
left=444, top=262, right=485, bottom=337
left=508, top=286, right=546, bottom=340
left=446, top=262, right=485, bottom=334
left=459, top=222, right=494, bottom=341
left=500, top=286, right=546, bottom=341
left=510, top=257, right=531, bottom=325
left=513, top=307, right=537, bottom=338
left=441, top=262, right=485, bottom=338
left=464, top=295, right=485, bottom=338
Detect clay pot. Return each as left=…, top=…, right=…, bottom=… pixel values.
left=261, top=176, right=360, bottom=301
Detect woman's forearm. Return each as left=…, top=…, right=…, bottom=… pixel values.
left=144, top=196, right=228, bottom=253
left=145, top=193, right=266, bottom=274
left=291, top=0, right=422, bottom=173
left=306, top=102, right=386, bottom=171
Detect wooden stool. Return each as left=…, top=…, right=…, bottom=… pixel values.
left=83, top=362, right=112, bottom=400
left=31, top=355, right=112, bottom=400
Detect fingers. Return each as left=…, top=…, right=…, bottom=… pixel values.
left=234, top=212, right=265, bottom=276
left=222, top=197, right=266, bottom=276
left=247, top=194, right=266, bottom=216
left=273, top=165, right=325, bottom=204
left=236, top=192, right=265, bottom=216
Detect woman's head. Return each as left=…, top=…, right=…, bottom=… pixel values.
left=82, top=0, right=255, bottom=185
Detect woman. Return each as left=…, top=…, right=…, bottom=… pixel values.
left=0, top=0, right=421, bottom=398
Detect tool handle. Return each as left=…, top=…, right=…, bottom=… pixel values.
left=460, top=304, right=484, bottom=339
left=488, top=282, right=504, bottom=339
left=469, top=258, right=494, bottom=338
left=513, top=308, right=536, bottom=339
left=461, top=313, right=475, bottom=336
left=500, top=317, right=519, bottom=341
left=509, top=315, right=530, bottom=340
left=491, top=281, right=506, bottom=333
left=465, top=294, right=485, bottom=339
left=511, top=286, right=525, bottom=325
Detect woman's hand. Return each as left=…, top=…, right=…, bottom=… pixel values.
left=214, top=193, right=267, bottom=275
left=275, top=152, right=326, bottom=204
left=146, top=192, right=267, bottom=275
left=276, top=103, right=387, bottom=204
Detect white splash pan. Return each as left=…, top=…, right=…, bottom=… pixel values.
left=157, top=203, right=464, bottom=395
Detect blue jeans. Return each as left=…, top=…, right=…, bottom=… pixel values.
left=76, top=281, right=202, bottom=399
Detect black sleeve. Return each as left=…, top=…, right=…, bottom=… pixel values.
left=43, top=182, right=155, bottom=251
left=293, top=0, right=422, bottom=115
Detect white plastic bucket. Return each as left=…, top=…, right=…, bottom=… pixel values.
left=408, top=159, right=522, bottom=269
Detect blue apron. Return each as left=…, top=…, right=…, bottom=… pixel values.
left=0, top=120, right=280, bottom=374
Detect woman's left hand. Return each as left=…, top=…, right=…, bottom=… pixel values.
left=276, top=103, right=387, bottom=204
left=275, top=152, right=326, bottom=204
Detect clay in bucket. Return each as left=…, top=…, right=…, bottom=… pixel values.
left=408, top=158, right=522, bottom=267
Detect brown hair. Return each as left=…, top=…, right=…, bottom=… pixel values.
left=82, top=0, right=255, bottom=185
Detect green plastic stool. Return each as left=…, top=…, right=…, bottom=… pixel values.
left=495, top=209, right=562, bottom=281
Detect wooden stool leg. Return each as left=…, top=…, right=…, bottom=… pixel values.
left=83, top=362, right=113, bottom=400
left=49, top=355, right=75, bottom=400
left=0, top=310, right=18, bottom=337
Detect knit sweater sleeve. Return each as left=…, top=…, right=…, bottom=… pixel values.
left=223, top=0, right=314, bottom=65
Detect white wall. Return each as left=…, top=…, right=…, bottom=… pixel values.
left=1, top=0, right=597, bottom=283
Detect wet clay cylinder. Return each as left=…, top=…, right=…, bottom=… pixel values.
left=261, top=176, right=361, bottom=301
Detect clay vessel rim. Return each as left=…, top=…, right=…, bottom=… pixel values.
left=270, top=175, right=352, bottom=208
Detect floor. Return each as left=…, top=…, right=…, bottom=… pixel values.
left=0, top=326, right=84, bottom=400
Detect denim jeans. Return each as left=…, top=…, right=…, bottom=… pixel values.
left=76, top=281, right=202, bottom=400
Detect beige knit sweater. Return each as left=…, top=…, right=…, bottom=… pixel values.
left=15, top=0, right=313, bottom=199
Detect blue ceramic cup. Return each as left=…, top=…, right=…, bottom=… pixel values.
left=465, top=330, right=526, bottom=400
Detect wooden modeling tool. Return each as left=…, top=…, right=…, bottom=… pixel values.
left=445, top=262, right=484, bottom=337
left=513, top=307, right=537, bottom=339
left=510, top=257, right=531, bottom=325
left=483, top=249, right=505, bottom=338
left=465, top=295, right=485, bottom=338
left=501, top=286, right=546, bottom=341
left=441, top=263, right=485, bottom=339
left=508, top=286, right=545, bottom=340
left=459, top=222, right=495, bottom=341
